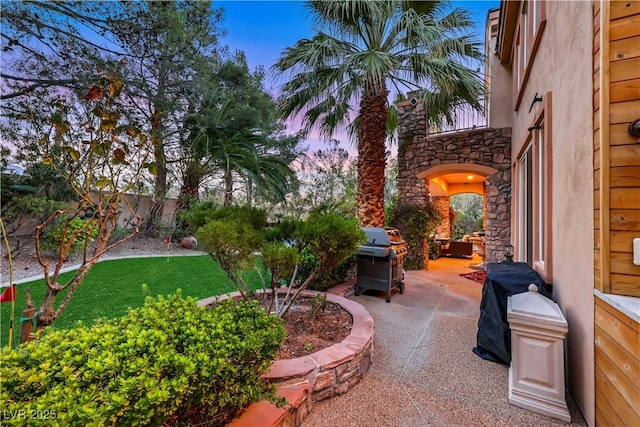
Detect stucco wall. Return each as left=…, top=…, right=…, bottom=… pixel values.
left=8, top=192, right=179, bottom=238
left=487, top=10, right=513, bottom=129
left=506, top=2, right=595, bottom=424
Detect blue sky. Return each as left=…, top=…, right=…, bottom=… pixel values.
left=216, top=1, right=499, bottom=74
left=214, top=0, right=500, bottom=149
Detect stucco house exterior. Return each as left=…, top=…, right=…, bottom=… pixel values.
left=397, top=1, right=639, bottom=425
left=491, top=2, right=639, bottom=425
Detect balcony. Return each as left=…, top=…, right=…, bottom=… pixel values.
left=427, top=95, right=489, bottom=135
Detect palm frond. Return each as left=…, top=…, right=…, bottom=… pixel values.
left=274, top=0, right=484, bottom=141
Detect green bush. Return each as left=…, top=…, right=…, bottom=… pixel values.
left=428, top=240, right=440, bottom=260
left=388, top=202, right=443, bottom=270
left=182, top=203, right=267, bottom=235
left=266, top=214, right=361, bottom=293
left=260, top=242, right=299, bottom=290
left=41, top=216, right=99, bottom=252
left=298, top=249, right=356, bottom=292
left=196, top=219, right=265, bottom=285
left=0, top=293, right=285, bottom=426
left=179, top=200, right=219, bottom=232
left=210, top=206, right=266, bottom=231
left=295, top=212, right=364, bottom=271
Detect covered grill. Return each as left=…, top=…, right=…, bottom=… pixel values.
left=354, top=227, right=408, bottom=302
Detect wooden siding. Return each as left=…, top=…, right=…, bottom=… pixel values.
left=594, top=298, right=640, bottom=426
left=594, top=2, right=640, bottom=426
left=594, top=0, right=640, bottom=297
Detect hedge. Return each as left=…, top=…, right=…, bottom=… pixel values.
left=0, top=293, right=285, bottom=426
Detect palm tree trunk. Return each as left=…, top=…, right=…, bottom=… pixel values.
left=223, top=170, right=233, bottom=206
left=176, top=161, right=203, bottom=212
left=357, top=84, right=388, bottom=227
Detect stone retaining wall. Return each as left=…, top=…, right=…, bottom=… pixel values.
left=199, top=288, right=374, bottom=426
left=259, top=291, right=373, bottom=402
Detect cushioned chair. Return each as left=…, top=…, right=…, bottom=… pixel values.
left=440, top=241, right=474, bottom=258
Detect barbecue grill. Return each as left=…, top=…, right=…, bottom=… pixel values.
left=354, top=227, right=408, bottom=302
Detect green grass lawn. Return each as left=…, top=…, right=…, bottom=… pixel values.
left=1, top=255, right=262, bottom=349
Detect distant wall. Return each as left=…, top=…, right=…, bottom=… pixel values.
left=7, top=192, right=178, bottom=238
left=98, top=192, right=178, bottom=231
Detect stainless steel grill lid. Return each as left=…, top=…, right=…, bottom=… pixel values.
left=358, top=227, right=408, bottom=258
left=361, top=227, right=392, bottom=246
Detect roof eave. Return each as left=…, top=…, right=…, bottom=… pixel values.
left=496, top=0, right=520, bottom=65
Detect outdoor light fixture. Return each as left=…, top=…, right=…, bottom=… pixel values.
left=504, top=243, right=514, bottom=262
left=528, top=92, right=543, bottom=113
left=629, top=118, right=640, bottom=144
left=499, top=186, right=511, bottom=201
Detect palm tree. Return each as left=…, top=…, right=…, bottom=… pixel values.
left=210, top=132, right=294, bottom=206
left=274, top=0, right=484, bottom=227
left=184, top=98, right=295, bottom=207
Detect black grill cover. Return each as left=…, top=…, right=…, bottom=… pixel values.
left=472, top=262, right=550, bottom=365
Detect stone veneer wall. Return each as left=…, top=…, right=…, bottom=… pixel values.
left=396, top=99, right=512, bottom=262
left=433, top=196, right=451, bottom=238
left=199, top=288, right=374, bottom=403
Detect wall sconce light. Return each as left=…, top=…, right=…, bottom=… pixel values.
left=410, top=97, right=418, bottom=106
left=499, top=187, right=511, bottom=201
left=504, top=243, right=514, bottom=262
left=528, top=92, right=543, bottom=113
left=628, top=118, right=640, bottom=144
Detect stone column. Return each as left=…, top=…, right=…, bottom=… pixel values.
left=397, top=96, right=428, bottom=207
left=483, top=185, right=488, bottom=231
left=433, top=196, right=451, bottom=238
left=395, top=96, right=432, bottom=269
left=485, top=166, right=511, bottom=261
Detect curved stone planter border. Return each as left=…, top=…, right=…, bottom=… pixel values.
left=198, top=289, right=374, bottom=402
left=198, top=287, right=374, bottom=427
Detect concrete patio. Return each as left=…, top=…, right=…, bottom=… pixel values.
left=304, top=255, right=588, bottom=427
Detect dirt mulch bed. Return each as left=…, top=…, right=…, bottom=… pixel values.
left=277, top=297, right=353, bottom=359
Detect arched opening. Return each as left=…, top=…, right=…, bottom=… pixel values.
left=418, top=163, right=497, bottom=241
left=450, top=193, right=484, bottom=240
left=418, top=163, right=498, bottom=198
left=416, top=163, right=509, bottom=266
left=395, top=123, right=512, bottom=265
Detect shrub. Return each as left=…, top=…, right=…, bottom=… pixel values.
left=41, top=216, right=99, bottom=252
left=298, top=249, right=356, bottom=292
left=295, top=212, right=363, bottom=272
left=388, top=202, right=443, bottom=270
left=1, top=194, right=67, bottom=224
left=274, top=212, right=364, bottom=317
left=260, top=242, right=299, bottom=290
left=182, top=203, right=267, bottom=235
left=179, top=200, right=219, bottom=232
left=196, top=219, right=265, bottom=300
left=428, top=240, right=440, bottom=260
left=210, top=206, right=266, bottom=231
left=0, top=293, right=285, bottom=426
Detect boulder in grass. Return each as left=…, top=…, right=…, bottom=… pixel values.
left=180, top=236, right=198, bottom=249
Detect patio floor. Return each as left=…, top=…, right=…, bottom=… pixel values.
left=304, top=255, right=588, bottom=427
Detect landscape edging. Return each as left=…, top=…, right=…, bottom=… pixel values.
left=198, top=286, right=374, bottom=427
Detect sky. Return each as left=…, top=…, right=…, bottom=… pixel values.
left=214, top=0, right=500, bottom=152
